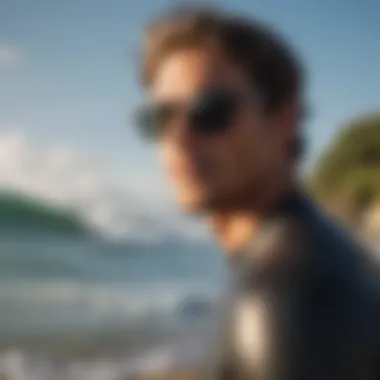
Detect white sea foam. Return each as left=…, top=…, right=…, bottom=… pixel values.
left=0, top=340, right=206, bottom=380
left=0, top=279, right=215, bottom=378
left=0, top=280, right=221, bottom=323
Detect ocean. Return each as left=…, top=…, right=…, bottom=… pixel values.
left=0, top=231, right=228, bottom=380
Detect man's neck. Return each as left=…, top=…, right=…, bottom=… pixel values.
left=210, top=175, right=297, bottom=254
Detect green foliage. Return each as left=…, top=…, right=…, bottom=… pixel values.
left=310, top=112, right=380, bottom=217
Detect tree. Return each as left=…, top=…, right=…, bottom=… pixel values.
left=309, top=112, right=380, bottom=224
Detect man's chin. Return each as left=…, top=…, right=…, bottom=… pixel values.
left=176, top=189, right=252, bottom=214
left=177, top=199, right=208, bottom=216
left=175, top=193, right=211, bottom=215
left=175, top=192, right=225, bottom=215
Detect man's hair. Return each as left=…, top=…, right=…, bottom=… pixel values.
left=140, top=5, right=304, bottom=113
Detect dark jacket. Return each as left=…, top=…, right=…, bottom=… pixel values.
left=211, top=191, right=380, bottom=380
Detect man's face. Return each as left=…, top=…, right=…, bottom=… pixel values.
left=144, top=48, right=288, bottom=213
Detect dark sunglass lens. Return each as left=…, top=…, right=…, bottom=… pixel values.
left=134, top=103, right=177, bottom=140
left=134, top=108, right=155, bottom=139
left=190, top=90, right=236, bottom=134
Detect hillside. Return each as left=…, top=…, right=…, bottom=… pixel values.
left=0, top=190, right=88, bottom=235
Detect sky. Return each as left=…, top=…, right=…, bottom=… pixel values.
left=0, top=0, right=379, bottom=238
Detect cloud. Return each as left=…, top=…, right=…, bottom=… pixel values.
left=0, top=44, right=22, bottom=68
left=0, top=129, right=206, bottom=242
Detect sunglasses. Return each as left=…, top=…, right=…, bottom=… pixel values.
left=133, top=87, right=250, bottom=140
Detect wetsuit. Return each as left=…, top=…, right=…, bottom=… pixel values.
left=210, top=191, right=380, bottom=380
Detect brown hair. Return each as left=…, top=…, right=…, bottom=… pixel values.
left=140, top=4, right=304, bottom=112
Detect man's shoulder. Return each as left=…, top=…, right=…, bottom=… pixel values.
left=264, top=196, right=370, bottom=265
left=240, top=195, right=378, bottom=285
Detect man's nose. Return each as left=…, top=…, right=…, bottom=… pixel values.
left=167, top=113, right=196, bottom=147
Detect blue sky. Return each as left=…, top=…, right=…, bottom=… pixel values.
left=1, top=0, right=380, bottom=193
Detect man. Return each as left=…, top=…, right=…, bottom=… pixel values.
left=133, top=5, right=380, bottom=379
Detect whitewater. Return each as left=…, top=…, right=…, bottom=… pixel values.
left=0, top=232, right=227, bottom=380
